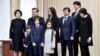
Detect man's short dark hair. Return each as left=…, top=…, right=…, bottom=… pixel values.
left=14, top=9, right=22, bottom=17
left=63, top=7, right=70, bottom=12
left=79, top=8, right=88, bottom=15
left=73, top=1, right=81, bottom=7
left=32, top=8, right=39, bottom=12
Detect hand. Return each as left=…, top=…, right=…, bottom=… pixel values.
left=24, top=32, right=27, bottom=37
left=32, top=43, right=36, bottom=46
left=23, top=44, right=28, bottom=48
left=76, top=30, right=79, bottom=32
left=41, top=43, right=44, bottom=47
left=23, top=39, right=24, bottom=42
left=9, top=39, right=12, bottom=43
left=79, top=37, right=81, bottom=42
left=87, top=37, right=92, bottom=43
left=70, top=37, right=74, bottom=40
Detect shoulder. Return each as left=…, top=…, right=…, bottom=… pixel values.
left=40, top=25, right=43, bottom=28
left=72, top=12, right=75, bottom=15
left=86, top=15, right=92, bottom=21
left=53, top=30, right=56, bottom=35
left=69, top=16, right=74, bottom=19
left=31, top=26, right=35, bottom=30
left=11, top=19, right=15, bottom=22
left=59, top=16, right=64, bottom=20
left=39, top=16, right=44, bottom=19
left=28, top=17, right=33, bottom=21
left=20, top=19, right=26, bottom=23
left=21, top=19, right=25, bottom=21
left=59, top=16, right=64, bottom=19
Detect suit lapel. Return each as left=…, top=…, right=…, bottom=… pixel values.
left=63, top=16, right=70, bottom=25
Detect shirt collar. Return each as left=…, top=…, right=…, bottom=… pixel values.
left=64, top=15, right=69, bottom=19
left=75, top=8, right=80, bottom=13
left=36, top=24, right=40, bottom=27
left=84, top=15, right=88, bottom=18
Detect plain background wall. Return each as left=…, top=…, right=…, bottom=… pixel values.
left=0, top=0, right=10, bottom=40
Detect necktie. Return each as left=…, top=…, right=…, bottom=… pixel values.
left=63, top=17, right=66, bottom=24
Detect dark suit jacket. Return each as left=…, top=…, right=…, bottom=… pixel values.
left=46, top=16, right=60, bottom=42
left=59, top=16, right=76, bottom=40
left=79, top=15, right=93, bottom=46
left=31, top=25, right=44, bottom=45
left=72, top=12, right=81, bottom=31
left=27, top=16, right=45, bottom=28
left=23, top=34, right=31, bottom=46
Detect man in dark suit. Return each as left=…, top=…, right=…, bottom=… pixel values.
left=26, top=8, right=45, bottom=56
left=72, top=1, right=81, bottom=56
left=60, top=7, right=76, bottom=56
left=27, top=8, right=45, bottom=28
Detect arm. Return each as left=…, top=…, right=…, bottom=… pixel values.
left=23, top=20, right=26, bottom=32
left=9, top=20, right=14, bottom=39
left=87, top=18, right=93, bottom=37
left=71, top=18, right=76, bottom=37
left=52, top=30, right=56, bottom=48
left=41, top=27, right=45, bottom=43
left=27, top=18, right=30, bottom=25
left=30, top=30, right=35, bottom=43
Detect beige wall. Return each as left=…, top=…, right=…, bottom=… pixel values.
left=37, top=0, right=100, bottom=56
left=10, top=0, right=20, bottom=19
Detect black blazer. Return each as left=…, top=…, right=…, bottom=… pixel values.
left=27, top=16, right=45, bottom=28
left=72, top=12, right=81, bottom=32
left=79, top=15, right=93, bottom=46
left=46, top=16, right=60, bottom=42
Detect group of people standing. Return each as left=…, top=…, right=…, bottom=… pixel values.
left=9, top=1, right=93, bottom=56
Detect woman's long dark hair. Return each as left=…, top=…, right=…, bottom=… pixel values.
left=48, top=7, right=58, bottom=18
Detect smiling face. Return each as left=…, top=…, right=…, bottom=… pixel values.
left=15, top=11, right=21, bottom=18
left=47, top=22, right=52, bottom=29
left=63, top=9, right=70, bottom=16
left=32, top=9, right=38, bottom=17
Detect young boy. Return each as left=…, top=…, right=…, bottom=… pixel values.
left=31, top=16, right=44, bottom=56
left=23, top=25, right=33, bottom=56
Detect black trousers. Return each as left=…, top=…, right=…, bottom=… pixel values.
left=24, top=47, right=33, bottom=56
left=80, top=45, right=90, bottom=56
left=33, top=46, right=43, bottom=56
left=61, top=40, right=73, bottom=56
left=74, top=32, right=79, bottom=56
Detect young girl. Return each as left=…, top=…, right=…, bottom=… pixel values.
left=23, top=25, right=33, bottom=56
left=44, top=21, right=56, bottom=56
left=31, top=16, right=44, bottom=56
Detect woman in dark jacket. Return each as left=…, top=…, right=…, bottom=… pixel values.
left=79, top=8, right=93, bottom=56
left=46, top=7, right=60, bottom=56
left=10, top=9, right=26, bottom=56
